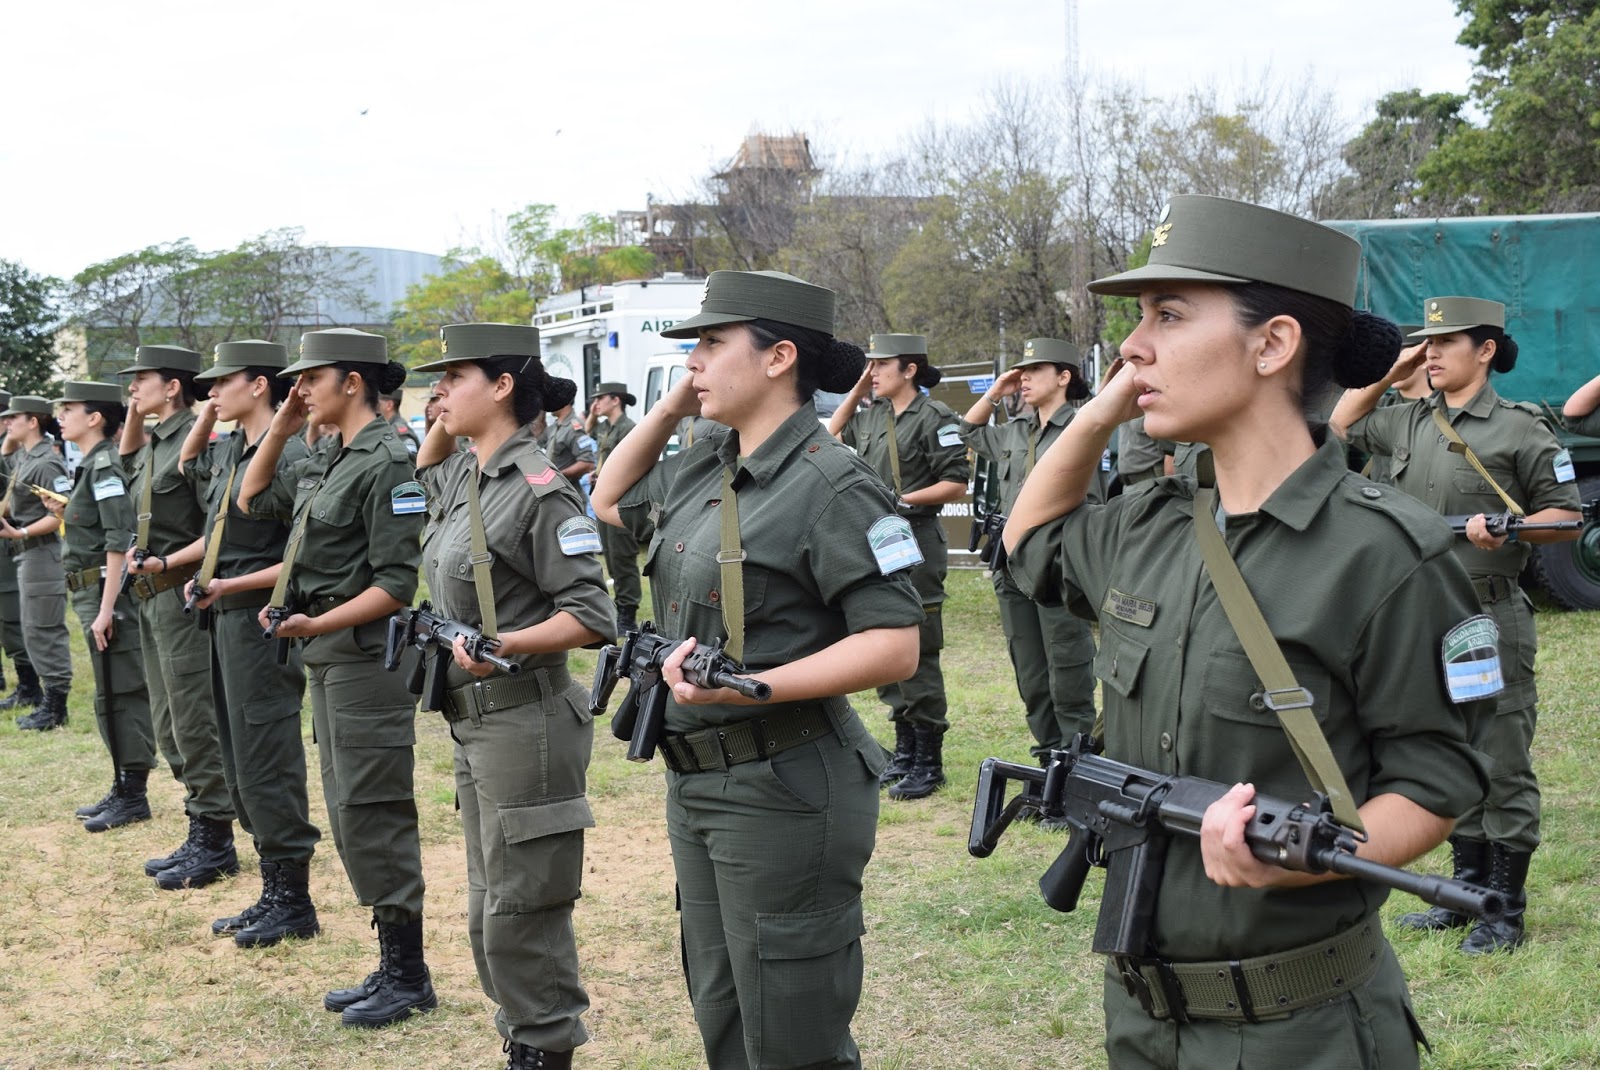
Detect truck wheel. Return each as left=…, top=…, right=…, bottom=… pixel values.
left=1531, top=474, right=1600, bottom=611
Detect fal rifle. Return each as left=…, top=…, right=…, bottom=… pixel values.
left=589, top=622, right=772, bottom=763
left=116, top=535, right=147, bottom=598
left=182, top=580, right=211, bottom=631
left=261, top=600, right=302, bottom=666
left=969, top=734, right=1504, bottom=960
left=968, top=510, right=1008, bottom=571
left=384, top=601, right=519, bottom=713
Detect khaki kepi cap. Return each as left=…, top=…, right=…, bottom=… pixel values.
left=0, top=395, right=55, bottom=418
left=119, top=344, right=204, bottom=375
left=54, top=381, right=125, bottom=405
left=195, top=339, right=290, bottom=381
left=1409, top=297, right=1506, bottom=339
left=866, top=334, right=928, bottom=359
left=280, top=327, right=387, bottom=377
left=1012, top=337, right=1080, bottom=370
left=413, top=322, right=541, bottom=373
left=1088, top=194, right=1361, bottom=307
left=661, top=270, right=835, bottom=338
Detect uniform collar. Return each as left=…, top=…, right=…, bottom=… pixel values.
left=340, top=416, right=393, bottom=454
left=24, top=438, right=55, bottom=457
left=875, top=391, right=928, bottom=417
left=1431, top=381, right=1499, bottom=420
left=1040, top=402, right=1076, bottom=430
left=715, top=404, right=820, bottom=489
left=151, top=408, right=194, bottom=440
left=478, top=423, right=537, bottom=476
left=1179, top=433, right=1347, bottom=533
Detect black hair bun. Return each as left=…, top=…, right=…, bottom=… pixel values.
left=1492, top=332, right=1519, bottom=374
left=379, top=360, right=409, bottom=393
left=544, top=376, right=578, bottom=411
left=818, top=339, right=866, bottom=393
left=1336, top=312, right=1402, bottom=389
left=914, top=362, right=943, bottom=389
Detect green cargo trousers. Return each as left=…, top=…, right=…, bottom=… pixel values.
left=600, top=521, right=641, bottom=620
left=210, top=604, right=319, bottom=864
left=875, top=515, right=948, bottom=733
left=304, top=620, right=424, bottom=922
left=17, top=541, right=72, bottom=692
left=0, top=545, right=31, bottom=677
left=993, top=568, right=1096, bottom=755
left=667, top=703, right=882, bottom=1070
left=1452, top=585, right=1541, bottom=851
left=138, top=584, right=233, bottom=821
left=69, top=585, right=156, bottom=770
left=453, top=670, right=594, bottom=1052
left=1102, top=938, right=1426, bottom=1069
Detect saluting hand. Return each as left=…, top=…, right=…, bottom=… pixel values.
left=658, top=369, right=703, bottom=422
left=988, top=368, right=1023, bottom=400
left=271, top=390, right=310, bottom=439
left=1385, top=341, right=1428, bottom=388
left=1081, top=357, right=1143, bottom=428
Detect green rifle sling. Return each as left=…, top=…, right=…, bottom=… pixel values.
left=1429, top=404, right=1524, bottom=516
left=718, top=466, right=745, bottom=663
left=196, top=464, right=237, bottom=589
left=464, top=463, right=497, bottom=641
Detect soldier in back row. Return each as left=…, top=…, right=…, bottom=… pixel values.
left=586, top=382, right=641, bottom=634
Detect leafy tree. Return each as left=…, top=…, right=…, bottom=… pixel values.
left=1321, top=90, right=1470, bottom=218
left=65, top=241, right=202, bottom=378
left=0, top=260, right=63, bottom=392
left=390, top=253, right=539, bottom=367
left=207, top=228, right=376, bottom=342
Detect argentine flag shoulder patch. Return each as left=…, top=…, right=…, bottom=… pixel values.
left=868, top=515, right=923, bottom=575
left=92, top=477, right=126, bottom=501
left=391, top=480, right=426, bottom=515
left=1441, top=614, right=1503, bottom=703
left=937, top=423, right=963, bottom=448
left=557, top=516, right=603, bottom=556
left=1553, top=448, right=1575, bottom=483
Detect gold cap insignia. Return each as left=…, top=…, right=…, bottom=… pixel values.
left=1427, top=308, right=1443, bottom=323
left=1152, top=223, right=1173, bottom=248
left=1024, top=344, right=1035, bottom=357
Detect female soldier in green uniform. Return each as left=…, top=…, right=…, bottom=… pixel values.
left=1333, top=297, right=1582, bottom=954
left=240, top=327, right=431, bottom=1028
left=960, top=338, right=1099, bottom=763
left=1005, top=195, right=1493, bottom=1070
left=120, top=345, right=238, bottom=888
left=413, top=323, right=614, bottom=1070
left=179, top=340, right=321, bottom=949
left=592, top=270, right=922, bottom=1070
left=0, top=389, right=43, bottom=715
left=50, top=383, right=156, bottom=828
left=828, top=333, right=970, bottom=799
left=1, top=396, right=74, bottom=730
left=587, top=383, right=641, bottom=633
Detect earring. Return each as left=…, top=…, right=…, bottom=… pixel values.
left=347, top=388, right=355, bottom=396
left=1258, top=362, right=1267, bottom=370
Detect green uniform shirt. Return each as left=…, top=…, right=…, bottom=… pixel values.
left=7, top=440, right=69, bottom=527
left=249, top=417, right=423, bottom=607
left=62, top=439, right=136, bottom=573
left=420, top=424, right=613, bottom=686
left=1564, top=406, right=1600, bottom=439
left=201, top=429, right=310, bottom=579
left=1116, top=415, right=1167, bottom=482
left=1009, top=436, right=1491, bottom=962
left=389, top=412, right=420, bottom=458
left=617, top=404, right=924, bottom=732
left=960, top=404, right=1102, bottom=513
left=839, top=393, right=970, bottom=514
left=121, top=410, right=207, bottom=555
left=1349, top=383, right=1582, bottom=578
left=546, top=413, right=597, bottom=476
left=594, top=414, right=635, bottom=471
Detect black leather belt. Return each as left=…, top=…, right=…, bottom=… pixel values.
left=66, top=566, right=106, bottom=592
left=1471, top=575, right=1518, bottom=603
left=660, top=705, right=836, bottom=774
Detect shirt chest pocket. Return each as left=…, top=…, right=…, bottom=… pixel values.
left=1450, top=463, right=1518, bottom=507
left=1200, top=649, right=1334, bottom=732
left=300, top=491, right=363, bottom=568
left=684, top=557, right=769, bottom=621
left=150, top=467, right=188, bottom=500
left=1094, top=627, right=1151, bottom=703
left=1387, top=446, right=1411, bottom=482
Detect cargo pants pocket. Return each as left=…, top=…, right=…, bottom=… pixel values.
left=494, top=794, right=594, bottom=913
left=754, top=895, right=866, bottom=1068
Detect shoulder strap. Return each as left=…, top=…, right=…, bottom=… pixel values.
left=196, top=464, right=238, bottom=588
left=1191, top=487, right=1366, bottom=833
left=135, top=442, right=156, bottom=552
left=885, top=408, right=903, bottom=497
left=268, top=453, right=342, bottom=613
left=1431, top=406, right=1524, bottom=515
left=718, top=466, right=746, bottom=662
left=464, top=465, right=498, bottom=641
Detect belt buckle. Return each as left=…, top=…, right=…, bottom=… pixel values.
left=1115, top=957, right=1158, bottom=1017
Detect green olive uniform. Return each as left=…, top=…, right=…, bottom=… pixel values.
left=961, top=400, right=1099, bottom=753
left=839, top=392, right=970, bottom=733
left=200, top=427, right=318, bottom=864
left=1349, top=383, right=1580, bottom=850
left=1564, top=406, right=1600, bottom=438
left=1011, top=437, right=1492, bottom=1070
left=545, top=413, right=597, bottom=502
left=0, top=440, right=34, bottom=695
left=389, top=411, right=420, bottom=458
left=122, top=405, right=234, bottom=822
left=419, top=420, right=614, bottom=1054
left=6, top=437, right=73, bottom=694
left=62, top=437, right=156, bottom=770
left=618, top=403, right=924, bottom=1070
left=595, top=413, right=641, bottom=623
left=250, top=414, right=426, bottom=921
left=1116, top=415, right=1166, bottom=485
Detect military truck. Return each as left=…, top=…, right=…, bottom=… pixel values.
left=1324, top=213, right=1600, bottom=609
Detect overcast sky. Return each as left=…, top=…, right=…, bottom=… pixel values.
left=4, top=0, right=1479, bottom=280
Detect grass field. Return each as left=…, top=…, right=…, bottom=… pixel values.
left=1, top=571, right=1596, bottom=1069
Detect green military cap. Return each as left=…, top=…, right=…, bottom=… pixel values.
left=0, top=395, right=55, bottom=418
left=1394, top=324, right=1422, bottom=340
left=0, top=390, right=11, bottom=410
left=1012, top=337, right=1080, bottom=370
left=413, top=322, right=542, bottom=373
left=1088, top=194, right=1360, bottom=307
left=195, top=339, right=290, bottom=381
left=593, top=381, right=637, bottom=406
left=53, top=381, right=124, bottom=405
left=1409, top=297, right=1505, bottom=338
left=119, top=344, right=204, bottom=375
left=661, top=270, right=835, bottom=338
left=280, top=327, right=388, bottom=377
left=866, top=333, right=929, bottom=359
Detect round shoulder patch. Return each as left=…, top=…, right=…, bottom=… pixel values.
left=1441, top=614, right=1503, bottom=703
left=868, top=515, right=923, bottom=575
left=557, top=515, right=603, bottom=556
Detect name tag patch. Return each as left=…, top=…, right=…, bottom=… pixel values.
left=1553, top=448, right=1575, bottom=483
left=1441, top=614, right=1504, bottom=703
left=557, top=516, right=603, bottom=556
left=1102, top=588, right=1157, bottom=627
left=391, top=480, right=426, bottom=515
left=91, top=477, right=125, bottom=501
left=868, top=515, right=923, bottom=575
left=937, top=423, right=963, bottom=448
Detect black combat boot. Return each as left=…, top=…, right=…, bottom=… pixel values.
left=878, top=722, right=916, bottom=787
left=84, top=769, right=151, bottom=832
left=214, top=861, right=278, bottom=936
left=616, top=610, right=637, bottom=638
left=2, top=662, right=43, bottom=717
left=76, top=781, right=120, bottom=820
left=236, top=860, right=320, bottom=948
left=888, top=726, right=946, bottom=800
left=504, top=1039, right=574, bottom=1069
left=1460, top=844, right=1532, bottom=954
left=18, top=687, right=68, bottom=731
left=1396, top=836, right=1490, bottom=932
left=340, top=916, right=437, bottom=1028
left=155, top=816, right=239, bottom=890
left=145, top=814, right=202, bottom=877
left=324, top=916, right=388, bottom=1012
